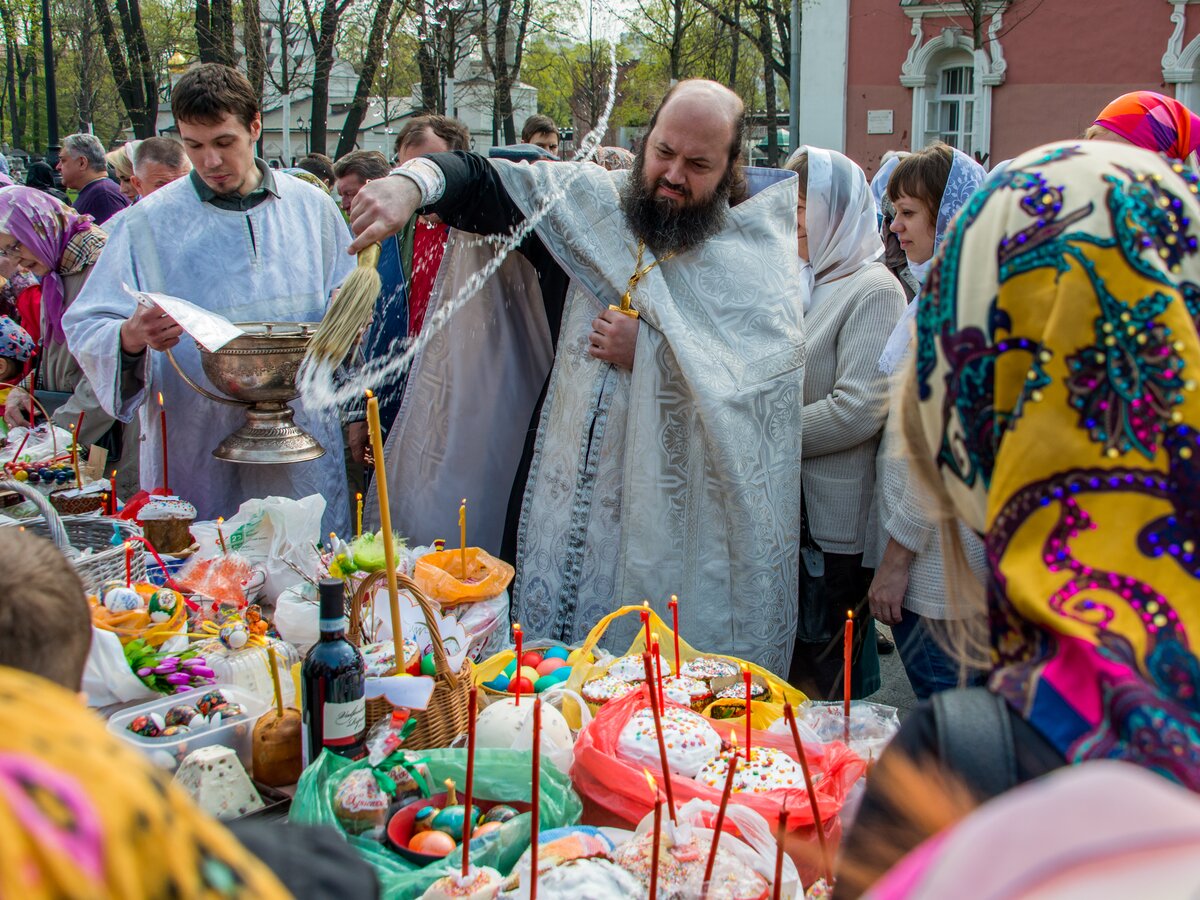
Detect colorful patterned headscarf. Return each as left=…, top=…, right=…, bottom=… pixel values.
left=913, top=140, right=1200, bottom=788
left=0, top=187, right=101, bottom=345
left=0, top=665, right=290, bottom=899
left=1093, top=91, right=1200, bottom=161
left=0, top=315, right=33, bottom=361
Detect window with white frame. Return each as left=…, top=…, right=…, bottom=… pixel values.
left=925, top=63, right=976, bottom=154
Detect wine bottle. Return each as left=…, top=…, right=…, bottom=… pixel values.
left=301, top=578, right=367, bottom=765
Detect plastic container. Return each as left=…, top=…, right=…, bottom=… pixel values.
left=106, top=684, right=268, bottom=774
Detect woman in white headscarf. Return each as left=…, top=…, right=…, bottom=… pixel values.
left=784, top=146, right=906, bottom=699
left=867, top=142, right=989, bottom=700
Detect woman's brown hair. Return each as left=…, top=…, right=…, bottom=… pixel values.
left=887, top=142, right=954, bottom=225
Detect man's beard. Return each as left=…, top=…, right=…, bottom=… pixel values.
left=619, top=148, right=733, bottom=256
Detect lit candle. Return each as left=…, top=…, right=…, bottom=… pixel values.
left=216, top=516, right=228, bottom=555
left=459, top=498, right=467, bottom=579
left=641, top=601, right=652, bottom=650
left=69, top=422, right=81, bottom=490
left=110, top=469, right=118, bottom=512
left=355, top=492, right=363, bottom=537
left=668, top=594, right=680, bottom=669
left=652, top=632, right=665, bottom=710
left=462, top=686, right=477, bottom=877
left=844, top=611, right=853, bottom=743
left=772, top=796, right=787, bottom=900
left=743, top=665, right=753, bottom=759
left=783, top=702, right=832, bottom=885
left=513, top=623, right=523, bottom=706
left=644, top=770, right=662, bottom=900
left=365, top=390, right=405, bottom=673
left=703, top=737, right=739, bottom=891
left=642, top=651, right=678, bottom=822
left=157, top=392, right=169, bottom=492
left=124, top=540, right=133, bottom=587
left=530, top=696, right=542, bottom=900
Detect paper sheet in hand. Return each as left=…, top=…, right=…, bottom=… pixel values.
left=123, top=283, right=244, bottom=352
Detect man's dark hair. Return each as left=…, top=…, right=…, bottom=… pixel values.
left=394, top=115, right=471, bottom=156
left=333, top=149, right=390, bottom=182
left=134, top=136, right=188, bottom=172
left=644, top=80, right=746, bottom=203
left=298, top=152, right=335, bottom=186
left=521, top=114, right=558, bottom=143
left=171, top=62, right=260, bottom=128
left=0, top=530, right=92, bottom=689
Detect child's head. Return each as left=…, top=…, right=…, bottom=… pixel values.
left=0, top=530, right=93, bottom=689
left=0, top=315, right=34, bottom=384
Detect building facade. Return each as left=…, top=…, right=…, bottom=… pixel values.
left=799, top=0, right=1197, bottom=176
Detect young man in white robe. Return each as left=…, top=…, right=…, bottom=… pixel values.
left=63, top=63, right=354, bottom=533
left=348, top=80, right=807, bottom=673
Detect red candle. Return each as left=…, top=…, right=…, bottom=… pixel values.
left=642, top=651, right=678, bottom=823
left=703, top=742, right=739, bottom=893
left=783, top=702, right=832, bottom=885
left=645, top=770, right=662, bottom=900
left=640, top=601, right=652, bottom=650
left=8, top=428, right=29, bottom=463
left=530, top=696, right=541, bottom=900
left=462, top=686, right=477, bottom=877
left=742, top=666, right=753, bottom=759
left=652, top=633, right=665, bottom=709
left=844, top=611, right=853, bottom=743
left=668, top=594, right=680, bottom=669
left=157, top=392, right=169, bottom=492
left=124, top=541, right=133, bottom=587
left=110, top=469, right=118, bottom=512
left=772, top=796, right=788, bottom=900
left=513, top=623, right=523, bottom=706
left=216, top=517, right=228, bottom=555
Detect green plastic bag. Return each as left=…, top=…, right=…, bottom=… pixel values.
left=291, top=748, right=583, bottom=899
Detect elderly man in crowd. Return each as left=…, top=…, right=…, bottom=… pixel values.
left=62, top=63, right=353, bottom=533
left=351, top=80, right=806, bottom=671
left=130, top=137, right=192, bottom=199
left=57, top=133, right=129, bottom=223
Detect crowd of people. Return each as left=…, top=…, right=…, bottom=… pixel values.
left=3, top=59, right=1200, bottom=895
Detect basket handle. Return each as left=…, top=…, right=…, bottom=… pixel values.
left=0, top=478, right=71, bottom=552
left=351, top=570, right=461, bottom=682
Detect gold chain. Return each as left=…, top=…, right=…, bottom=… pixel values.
left=611, top=240, right=677, bottom=319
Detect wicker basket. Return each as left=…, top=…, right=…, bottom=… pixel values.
left=349, top=570, right=473, bottom=750
left=1, top=479, right=146, bottom=594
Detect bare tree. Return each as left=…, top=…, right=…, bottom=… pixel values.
left=196, top=0, right=237, bottom=66
left=477, top=0, right=534, bottom=144
left=334, top=0, right=408, bottom=158
left=91, top=0, right=158, bottom=138
left=299, top=0, right=352, bottom=155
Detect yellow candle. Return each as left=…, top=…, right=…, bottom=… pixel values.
left=459, top=498, right=467, bottom=579
left=356, top=492, right=364, bottom=537
left=366, top=390, right=405, bottom=672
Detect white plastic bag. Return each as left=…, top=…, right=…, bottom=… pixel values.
left=274, top=580, right=319, bottom=654
left=82, top=628, right=156, bottom=708
left=217, top=494, right=326, bottom=601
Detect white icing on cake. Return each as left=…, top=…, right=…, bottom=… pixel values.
left=138, top=496, right=198, bottom=521
left=173, top=744, right=263, bottom=819
left=616, top=707, right=722, bottom=778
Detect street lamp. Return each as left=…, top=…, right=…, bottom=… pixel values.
left=296, top=115, right=309, bottom=156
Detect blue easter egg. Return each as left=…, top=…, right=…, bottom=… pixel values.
left=482, top=676, right=508, bottom=691
left=549, top=666, right=572, bottom=683
left=544, top=646, right=570, bottom=661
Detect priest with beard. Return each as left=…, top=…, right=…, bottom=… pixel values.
left=350, top=80, right=806, bottom=672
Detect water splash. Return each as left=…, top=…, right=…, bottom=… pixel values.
left=297, top=42, right=620, bottom=411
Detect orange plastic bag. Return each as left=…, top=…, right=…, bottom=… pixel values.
left=412, top=548, right=515, bottom=606
left=570, top=684, right=864, bottom=885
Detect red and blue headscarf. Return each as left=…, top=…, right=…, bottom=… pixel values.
left=1094, top=90, right=1200, bottom=161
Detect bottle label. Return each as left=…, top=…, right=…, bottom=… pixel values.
left=323, top=698, right=366, bottom=746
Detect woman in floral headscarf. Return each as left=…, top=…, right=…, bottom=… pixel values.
left=0, top=187, right=139, bottom=496
left=1087, top=90, right=1200, bottom=162
left=841, top=139, right=1200, bottom=893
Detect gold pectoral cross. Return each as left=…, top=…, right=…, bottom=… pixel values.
left=611, top=240, right=675, bottom=319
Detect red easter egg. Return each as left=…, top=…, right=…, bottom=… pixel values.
left=509, top=676, right=535, bottom=694
left=520, top=651, right=544, bottom=669
left=409, top=829, right=457, bottom=857
left=536, top=658, right=566, bottom=676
